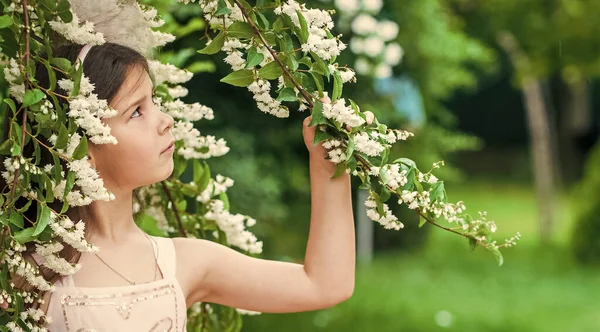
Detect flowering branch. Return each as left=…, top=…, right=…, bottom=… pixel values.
left=232, top=0, right=315, bottom=109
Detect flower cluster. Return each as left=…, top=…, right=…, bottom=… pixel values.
left=364, top=192, right=404, bottom=230
left=205, top=199, right=263, bottom=254
left=322, top=98, right=365, bottom=128
left=275, top=0, right=346, bottom=61
left=58, top=76, right=119, bottom=145
left=334, top=0, right=404, bottom=78
left=156, top=99, right=215, bottom=121
left=171, top=121, right=230, bottom=159
left=48, top=13, right=105, bottom=45
left=248, top=80, right=289, bottom=118
left=148, top=60, right=194, bottom=86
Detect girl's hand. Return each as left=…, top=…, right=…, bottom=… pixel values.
left=303, top=95, right=375, bottom=160
left=1, top=299, right=7, bottom=310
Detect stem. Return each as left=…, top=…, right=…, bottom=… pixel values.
left=3, top=0, right=31, bottom=251
left=24, top=129, right=71, bottom=161
left=160, top=181, right=187, bottom=237
left=353, top=154, right=493, bottom=249
left=232, top=0, right=315, bottom=109
left=230, top=3, right=500, bottom=251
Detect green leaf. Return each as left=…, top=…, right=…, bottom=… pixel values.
left=42, top=60, right=57, bottom=91
left=72, top=134, right=88, bottom=160
left=310, top=52, right=330, bottom=78
left=313, top=129, right=330, bottom=146
left=332, top=162, right=348, bottom=179
left=186, top=60, right=216, bottom=73
left=220, top=69, right=255, bottom=87
left=256, top=11, right=270, bottom=30
left=491, top=247, right=504, bottom=266
left=9, top=211, right=23, bottom=228
left=332, top=70, right=343, bottom=101
left=198, top=163, right=211, bottom=192
left=309, top=100, right=328, bottom=126
left=278, top=31, right=294, bottom=53
left=33, top=204, right=50, bottom=236
left=63, top=170, right=76, bottom=198
left=219, top=192, right=230, bottom=210
left=276, top=87, right=297, bottom=102
left=296, top=10, right=309, bottom=44
left=193, top=159, right=203, bottom=183
left=3, top=98, right=16, bottom=114
left=0, top=138, right=12, bottom=155
left=10, top=142, right=21, bottom=156
left=49, top=57, right=72, bottom=72
left=227, top=22, right=254, bottom=39
left=137, top=213, right=168, bottom=237
left=273, top=17, right=284, bottom=32
left=468, top=237, right=477, bottom=251
left=57, top=0, right=73, bottom=23
left=215, top=0, right=232, bottom=16
left=22, top=89, right=45, bottom=108
left=14, top=227, right=36, bottom=244
left=0, top=15, right=13, bottom=29
left=198, top=32, right=225, bottom=55
left=309, top=70, right=324, bottom=97
left=258, top=61, right=283, bottom=80
left=419, top=215, right=427, bottom=228
left=245, top=47, right=265, bottom=68
left=430, top=181, right=446, bottom=202
left=55, top=124, right=69, bottom=149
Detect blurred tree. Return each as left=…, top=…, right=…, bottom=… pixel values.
left=449, top=0, right=600, bottom=243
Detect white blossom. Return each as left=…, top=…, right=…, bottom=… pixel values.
left=376, top=21, right=399, bottom=41
left=224, top=50, right=246, bottom=71
left=167, top=85, right=189, bottom=99
left=351, top=14, right=378, bottom=35
left=322, top=98, right=365, bottom=128
left=204, top=200, right=263, bottom=254
left=247, top=80, right=289, bottom=118
left=148, top=60, right=193, bottom=86
left=49, top=212, right=98, bottom=253
left=362, top=0, right=383, bottom=14
left=375, top=63, right=392, bottom=78
left=157, top=99, right=214, bottom=121
left=48, top=13, right=105, bottom=45
left=384, top=43, right=404, bottom=66
left=35, top=242, right=82, bottom=276
left=364, top=193, right=404, bottom=230
left=354, top=57, right=371, bottom=75
left=334, top=0, right=360, bottom=14
left=353, top=132, right=385, bottom=157
left=363, top=36, right=385, bottom=58
left=171, top=121, right=230, bottom=159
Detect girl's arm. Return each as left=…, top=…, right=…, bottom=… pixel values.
left=175, top=110, right=370, bottom=313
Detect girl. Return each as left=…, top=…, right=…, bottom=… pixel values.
left=1, top=41, right=372, bottom=330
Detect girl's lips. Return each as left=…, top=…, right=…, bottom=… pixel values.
left=161, top=140, right=175, bottom=154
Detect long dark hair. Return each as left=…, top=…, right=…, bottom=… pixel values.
left=0, top=42, right=149, bottom=308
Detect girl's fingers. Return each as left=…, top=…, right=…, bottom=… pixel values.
left=320, top=95, right=331, bottom=104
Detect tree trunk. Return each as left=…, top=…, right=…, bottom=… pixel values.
left=497, top=32, right=556, bottom=243
left=521, top=80, right=555, bottom=242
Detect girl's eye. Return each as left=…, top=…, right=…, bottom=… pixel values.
left=131, top=107, right=142, bottom=119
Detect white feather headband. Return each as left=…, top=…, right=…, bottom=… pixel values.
left=68, top=0, right=173, bottom=58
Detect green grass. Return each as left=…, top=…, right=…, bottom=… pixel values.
left=242, top=180, right=599, bottom=332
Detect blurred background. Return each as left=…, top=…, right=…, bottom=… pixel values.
left=5, top=0, right=599, bottom=330
left=150, top=0, right=599, bottom=331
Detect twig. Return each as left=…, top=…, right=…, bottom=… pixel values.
left=160, top=181, right=187, bottom=237
left=232, top=0, right=315, bottom=109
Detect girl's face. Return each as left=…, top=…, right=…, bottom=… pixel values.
left=88, top=65, right=175, bottom=192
